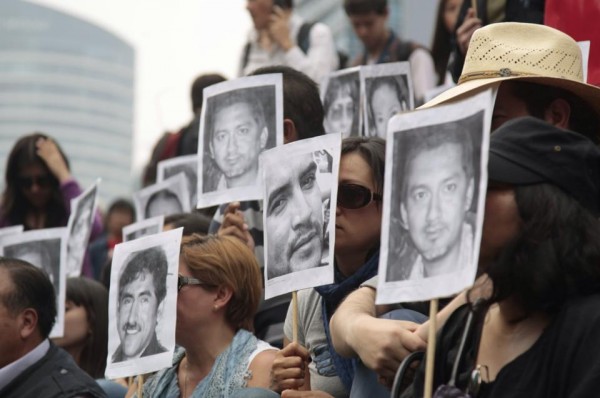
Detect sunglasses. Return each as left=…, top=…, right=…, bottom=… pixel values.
left=177, top=274, right=211, bottom=292
left=18, top=175, right=52, bottom=190
left=337, top=183, right=382, bottom=209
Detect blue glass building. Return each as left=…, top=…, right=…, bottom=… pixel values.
left=0, top=0, right=134, bottom=206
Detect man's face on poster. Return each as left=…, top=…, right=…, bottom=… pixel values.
left=401, top=142, right=473, bottom=262
left=210, top=100, right=268, bottom=187
left=266, top=154, right=324, bottom=276
left=117, top=272, right=159, bottom=359
left=145, top=192, right=183, bottom=219
left=68, top=203, right=92, bottom=272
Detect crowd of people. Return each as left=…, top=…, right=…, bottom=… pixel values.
left=1, top=0, right=599, bottom=397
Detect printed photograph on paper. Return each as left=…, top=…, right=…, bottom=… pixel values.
left=66, top=180, right=100, bottom=277
left=262, top=134, right=341, bottom=299
left=321, top=67, right=362, bottom=137
left=123, top=216, right=165, bottom=242
left=377, top=89, right=494, bottom=304
left=0, top=227, right=67, bottom=338
left=133, top=173, right=190, bottom=221
left=157, top=155, right=198, bottom=211
left=197, top=74, right=283, bottom=208
left=361, top=62, right=414, bottom=138
left=105, top=228, right=182, bottom=379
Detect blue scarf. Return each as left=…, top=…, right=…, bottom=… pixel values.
left=314, top=250, right=379, bottom=392
left=139, top=329, right=258, bottom=398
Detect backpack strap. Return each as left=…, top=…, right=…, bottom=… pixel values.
left=296, top=22, right=314, bottom=54
left=393, top=40, right=417, bottom=62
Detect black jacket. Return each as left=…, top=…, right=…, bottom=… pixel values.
left=0, top=342, right=107, bottom=398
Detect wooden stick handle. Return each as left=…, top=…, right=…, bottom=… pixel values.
left=137, top=374, right=144, bottom=398
left=424, top=298, right=439, bottom=398
left=292, top=290, right=298, bottom=343
left=471, top=0, right=478, bottom=18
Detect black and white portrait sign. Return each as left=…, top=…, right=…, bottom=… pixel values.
left=123, top=216, right=165, bottom=242
left=133, top=173, right=190, bottom=221
left=0, top=225, right=23, bottom=238
left=157, top=155, right=198, bottom=211
left=321, top=67, right=362, bottom=137
left=262, top=134, right=341, bottom=299
left=377, top=89, right=494, bottom=304
left=361, top=62, right=414, bottom=139
left=197, top=74, right=283, bottom=208
left=66, top=180, right=100, bottom=278
left=0, top=227, right=67, bottom=338
left=105, top=228, right=182, bottom=379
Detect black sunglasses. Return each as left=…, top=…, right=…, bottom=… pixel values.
left=337, top=183, right=382, bottom=209
left=177, top=274, right=208, bottom=292
left=18, top=175, right=52, bottom=190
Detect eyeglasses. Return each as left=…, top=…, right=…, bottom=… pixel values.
left=18, top=175, right=52, bottom=190
left=177, top=274, right=207, bottom=292
left=337, top=183, right=382, bottom=209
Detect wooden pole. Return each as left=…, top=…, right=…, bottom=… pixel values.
left=137, top=374, right=144, bottom=398
left=292, top=290, right=298, bottom=342
left=424, top=298, right=439, bottom=398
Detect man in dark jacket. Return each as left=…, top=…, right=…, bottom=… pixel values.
left=0, top=258, right=106, bottom=398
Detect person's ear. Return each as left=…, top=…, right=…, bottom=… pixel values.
left=19, top=308, right=39, bottom=340
left=209, top=141, right=215, bottom=159
left=214, top=285, right=233, bottom=310
left=465, top=177, right=474, bottom=211
left=543, top=98, right=571, bottom=129
left=399, top=202, right=409, bottom=230
left=283, top=119, right=298, bottom=144
left=260, top=126, right=268, bottom=149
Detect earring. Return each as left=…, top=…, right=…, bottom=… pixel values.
left=213, top=305, right=219, bottom=311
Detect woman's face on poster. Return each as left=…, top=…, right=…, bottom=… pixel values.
left=325, top=87, right=354, bottom=135
left=371, top=83, right=407, bottom=137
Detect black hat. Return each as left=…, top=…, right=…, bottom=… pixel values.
left=488, top=116, right=600, bottom=216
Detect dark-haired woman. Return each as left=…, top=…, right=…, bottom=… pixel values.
left=430, top=0, right=462, bottom=86
left=52, top=277, right=108, bottom=379
left=0, top=133, right=102, bottom=276
left=133, top=235, right=278, bottom=398
left=406, top=117, right=600, bottom=397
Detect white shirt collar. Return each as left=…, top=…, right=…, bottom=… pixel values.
left=0, top=339, right=50, bottom=391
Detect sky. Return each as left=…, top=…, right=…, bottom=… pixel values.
left=28, top=0, right=252, bottom=174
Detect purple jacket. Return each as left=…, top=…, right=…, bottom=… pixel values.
left=0, top=178, right=103, bottom=278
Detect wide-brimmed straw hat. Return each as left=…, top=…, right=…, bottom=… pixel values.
left=420, top=22, right=600, bottom=113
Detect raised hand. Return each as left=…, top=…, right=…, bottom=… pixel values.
left=36, top=137, right=71, bottom=183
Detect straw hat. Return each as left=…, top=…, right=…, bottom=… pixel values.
left=420, top=22, right=600, bottom=112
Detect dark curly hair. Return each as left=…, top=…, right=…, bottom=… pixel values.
left=486, top=183, right=600, bottom=315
